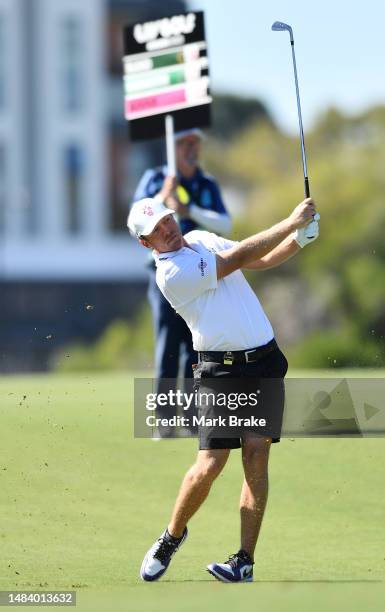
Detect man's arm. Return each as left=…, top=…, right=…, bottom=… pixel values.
left=188, top=178, right=231, bottom=235
left=243, top=235, right=299, bottom=270
left=215, top=198, right=316, bottom=280
left=188, top=206, right=232, bottom=235
left=244, top=214, right=320, bottom=270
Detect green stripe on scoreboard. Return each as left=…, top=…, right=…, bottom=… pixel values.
left=152, top=51, right=184, bottom=68
left=123, top=43, right=203, bottom=76
left=124, top=68, right=185, bottom=96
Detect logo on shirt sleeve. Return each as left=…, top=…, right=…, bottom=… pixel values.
left=201, top=188, right=213, bottom=208
left=198, top=258, right=208, bottom=277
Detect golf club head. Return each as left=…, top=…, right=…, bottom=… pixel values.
left=271, top=21, right=294, bottom=42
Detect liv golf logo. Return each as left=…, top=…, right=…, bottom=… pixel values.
left=133, top=14, right=197, bottom=44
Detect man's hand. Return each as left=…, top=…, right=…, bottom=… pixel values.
left=156, top=175, right=190, bottom=219
left=293, top=213, right=320, bottom=248
left=165, top=196, right=190, bottom=218
left=158, top=175, right=178, bottom=202
left=288, top=198, right=317, bottom=230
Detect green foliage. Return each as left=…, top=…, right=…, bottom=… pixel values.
left=54, top=305, right=154, bottom=372
left=287, top=327, right=384, bottom=369
left=344, top=256, right=385, bottom=326
left=227, top=120, right=299, bottom=186
left=213, top=104, right=385, bottom=368
left=54, top=103, right=385, bottom=370
left=211, top=92, right=272, bottom=141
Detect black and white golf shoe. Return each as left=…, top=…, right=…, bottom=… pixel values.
left=207, top=549, right=254, bottom=583
left=140, top=527, right=188, bottom=581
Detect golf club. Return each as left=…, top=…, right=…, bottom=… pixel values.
left=272, top=21, right=310, bottom=200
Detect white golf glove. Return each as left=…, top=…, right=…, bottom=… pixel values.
left=293, top=213, right=320, bottom=248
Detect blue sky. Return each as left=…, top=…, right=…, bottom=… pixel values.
left=189, top=0, right=385, bottom=134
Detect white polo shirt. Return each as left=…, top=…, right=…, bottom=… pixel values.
left=153, top=230, right=274, bottom=351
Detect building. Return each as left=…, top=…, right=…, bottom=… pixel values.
left=0, top=0, right=186, bottom=371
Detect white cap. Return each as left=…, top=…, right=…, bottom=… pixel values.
left=127, top=197, right=174, bottom=238
left=174, top=128, right=204, bottom=141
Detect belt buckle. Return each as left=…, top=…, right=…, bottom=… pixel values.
left=245, top=349, right=256, bottom=363
left=223, top=351, right=234, bottom=365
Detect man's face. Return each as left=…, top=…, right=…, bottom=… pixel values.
left=140, top=214, right=183, bottom=253
left=176, top=135, right=201, bottom=173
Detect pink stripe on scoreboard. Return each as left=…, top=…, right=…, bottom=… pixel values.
left=125, top=89, right=186, bottom=116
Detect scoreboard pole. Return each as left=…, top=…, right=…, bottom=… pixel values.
left=165, top=114, right=176, bottom=176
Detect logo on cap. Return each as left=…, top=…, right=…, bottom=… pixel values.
left=143, top=205, right=154, bottom=216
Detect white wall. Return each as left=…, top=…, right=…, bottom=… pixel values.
left=0, top=0, right=146, bottom=280
left=0, top=0, right=26, bottom=238
left=33, top=0, right=107, bottom=239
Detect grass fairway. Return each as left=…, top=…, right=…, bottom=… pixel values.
left=1, top=371, right=385, bottom=611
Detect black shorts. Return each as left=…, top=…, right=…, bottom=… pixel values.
left=194, top=344, right=288, bottom=450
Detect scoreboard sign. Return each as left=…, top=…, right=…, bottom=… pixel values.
left=123, top=11, right=212, bottom=140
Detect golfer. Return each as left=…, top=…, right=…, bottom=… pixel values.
left=128, top=195, right=319, bottom=582
left=133, top=129, right=231, bottom=435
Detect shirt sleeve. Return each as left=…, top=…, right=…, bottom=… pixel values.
left=156, top=249, right=218, bottom=309
left=215, top=236, right=239, bottom=250
left=189, top=205, right=232, bottom=235
left=133, top=168, right=164, bottom=202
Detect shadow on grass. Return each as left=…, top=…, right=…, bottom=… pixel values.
left=160, top=579, right=384, bottom=584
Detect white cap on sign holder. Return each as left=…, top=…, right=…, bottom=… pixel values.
left=174, top=128, right=205, bottom=141
left=127, top=198, right=175, bottom=238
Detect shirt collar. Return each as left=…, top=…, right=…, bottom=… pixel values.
left=163, top=165, right=202, bottom=181
left=153, top=248, right=185, bottom=261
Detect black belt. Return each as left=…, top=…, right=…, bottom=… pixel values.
left=199, top=338, right=277, bottom=365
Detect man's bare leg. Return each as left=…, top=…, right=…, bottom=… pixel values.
left=168, top=448, right=230, bottom=537
left=239, top=436, right=271, bottom=559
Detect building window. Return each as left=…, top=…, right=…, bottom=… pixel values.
left=0, top=14, right=6, bottom=110
left=0, top=144, right=6, bottom=234
left=64, top=145, right=83, bottom=233
left=60, top=16, right=84, bottom=113
left=107, top=14, right=126, bottom=75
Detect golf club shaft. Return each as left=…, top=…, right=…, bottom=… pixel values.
left=290, top=41, right=310, bottom=198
